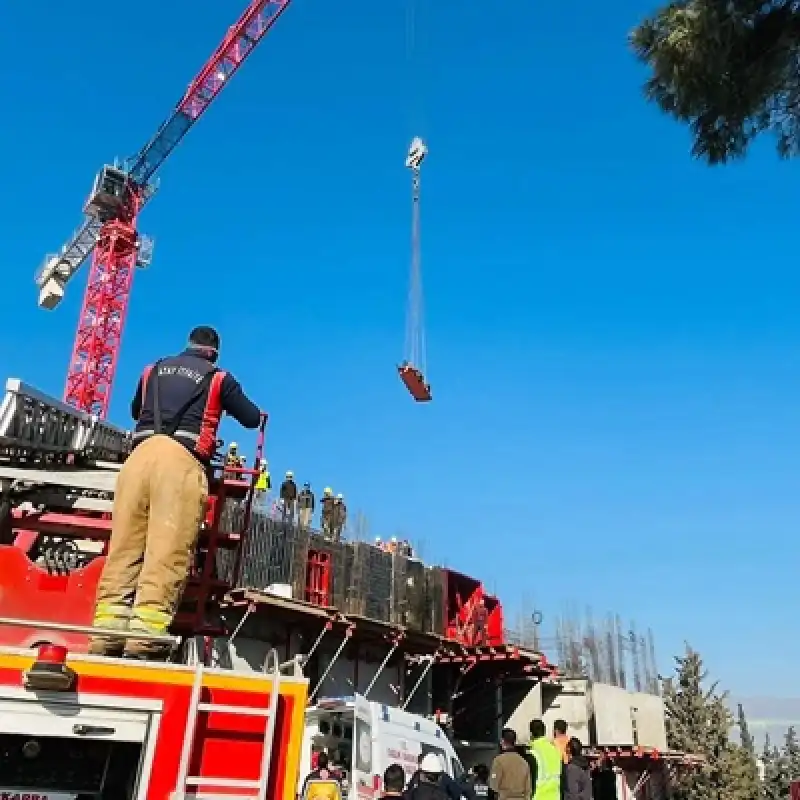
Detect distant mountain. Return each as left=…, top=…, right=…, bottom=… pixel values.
left=729, top=697, right=800, bottom=749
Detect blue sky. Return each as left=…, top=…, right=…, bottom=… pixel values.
left=2, top=0, right=799, bottom=695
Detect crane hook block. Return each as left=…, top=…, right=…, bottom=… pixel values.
left=398, top=362, right=432, bottom=402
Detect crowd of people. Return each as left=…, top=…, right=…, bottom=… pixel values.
left=229, top=447, right=417, bottom=556
left=300, top=718, right=594, bottom=800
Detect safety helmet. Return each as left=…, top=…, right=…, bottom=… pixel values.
left=337, top=493, right=343, bottom=500
left=303, top=481, right=311, bottom=488
left=375, top=536, right=381, bottom=543
left=324, top=487, right=332, bottom=496
left=260, top=458, right=268, bottom=468
left=285, top=470, right=294, bottom=478
left=391, top=536, right=398, bottom=542
left=229, top=442, right=238, bottom=450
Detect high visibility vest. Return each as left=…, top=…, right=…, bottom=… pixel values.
left=255, top=471, right=270, bottom=491
left=529, top=738, right=561, bottom=800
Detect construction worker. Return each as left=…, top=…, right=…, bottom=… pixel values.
left=298, top=482, right=315, bottom=528
left=280, top=470, right=297, bottom=524
left=89, top=325, right=261, bottom=660
left=527, top=719, right=562, bottom=800
left=332, top=493, right=347, bottom=541
left=320, top=487, right=335, bottom=538
left=552, top=719, right=570, bottom=764
left=254, top=458, right=271, bottom=507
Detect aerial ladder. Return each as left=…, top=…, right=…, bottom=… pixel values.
left=1, top=0, right=293, bottom=652
left=36, top=0, right=293, bottom=420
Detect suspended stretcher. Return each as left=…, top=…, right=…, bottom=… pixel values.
left=398, top=361, right=431, bottom=402
left=399, top=136, right=432, bottom=403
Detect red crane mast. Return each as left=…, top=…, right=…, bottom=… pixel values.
left=35, top=0, right=293, bottom=419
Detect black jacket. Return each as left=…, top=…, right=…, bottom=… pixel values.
left=407, top=772, right=476, bottom=800
left=280, top=479, right=298, bottom=501
left=131, top=348, right=260, bottom=461
left=563, top=756, right=592, bottom=800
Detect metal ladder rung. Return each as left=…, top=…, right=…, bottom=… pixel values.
left=186, top=777, right=260, bottom=789
left=197, top=702, right=271, bottom=717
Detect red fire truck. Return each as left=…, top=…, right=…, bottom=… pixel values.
left=0, top=378, right=308, bottom=800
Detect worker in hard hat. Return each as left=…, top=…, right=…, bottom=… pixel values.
left=223, top=442, right=240, bottom=480
left=320, top=487, right=335, bottom=538
left=255, top=458, right=271, bottom=492
left=298, top=482, right=315, bottom=529
left=280, top=470, right=298, bottom=525
left=89, top=325, right=261, bottom=660
left=332, top=493, right=347, bottom=542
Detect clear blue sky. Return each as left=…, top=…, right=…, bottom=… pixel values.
left=2, top=0, right=798, bottom=695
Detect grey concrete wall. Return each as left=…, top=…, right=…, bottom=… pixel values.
left=629, top=692, right=668, bottom=751
left=593, top=683, right=635, bottom=746
left=504, top=682, right=543, bottom=741
left=542, top=679, right=591, bottom=746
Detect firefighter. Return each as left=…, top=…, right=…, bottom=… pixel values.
left=223, top=441, right=240, bottom=479
left=280, top=470, right=298, bottom=524
left=333, top=493, right=347, bottom=541
left=320, top=487, right=335, bottom=538
left=298, top=482, right=315, bottom=528
left=89, top=326, right=261, bottom=660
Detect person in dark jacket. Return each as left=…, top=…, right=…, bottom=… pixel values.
left=562, top=738, right=592, bottom=800
left=407, top=754, right=477, bottom=800
left=280, top=470, right=298, bottom=523
left=298, top=482, right=315, bottom=528
left=90, top=325, right=261, bottom=660
left=469, top=765, right=494, bottom=800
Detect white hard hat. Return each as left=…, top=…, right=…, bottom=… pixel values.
left=420, top=754, right=443, bottom=773
left=230, top=442, right=238, bottom=449
left=286, top=470, right=294, bottom=478
left=337, top=493, right=343, bottom=499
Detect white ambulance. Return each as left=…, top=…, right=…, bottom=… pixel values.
left=301, top=695, right=466, bottom=800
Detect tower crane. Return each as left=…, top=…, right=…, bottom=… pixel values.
left=35, top=0, right=293, bottom=419
left=398, top=136, right=432, bottom=402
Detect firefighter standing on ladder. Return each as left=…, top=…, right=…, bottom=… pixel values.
left=89, top=325, right=262, bottom=660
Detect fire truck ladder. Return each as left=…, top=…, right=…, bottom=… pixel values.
left=174, top=648, right=283, bottom=800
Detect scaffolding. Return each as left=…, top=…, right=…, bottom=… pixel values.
left=216, top=507, right=446, bottom=635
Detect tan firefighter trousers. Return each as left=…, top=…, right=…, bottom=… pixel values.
left=89, top=434, right=208, bottom=656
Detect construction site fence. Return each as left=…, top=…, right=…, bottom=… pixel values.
left=216, top=505, right=446, bottom=635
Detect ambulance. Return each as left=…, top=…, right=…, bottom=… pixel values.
left=300, top=695, right=466, bottom=800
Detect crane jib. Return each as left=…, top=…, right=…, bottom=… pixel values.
left=129, top=0, right=291, bottom=186
left=38, top=0, right=293, bottom=286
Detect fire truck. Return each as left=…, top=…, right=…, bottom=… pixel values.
left=0, top=378, right=309, bottom=800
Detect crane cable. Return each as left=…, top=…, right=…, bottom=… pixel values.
left=403, top=0, right=427, bottom=376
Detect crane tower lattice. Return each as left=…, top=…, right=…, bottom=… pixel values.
left=35, top=0, right=293, bottom=419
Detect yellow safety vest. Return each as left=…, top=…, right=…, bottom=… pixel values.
left=529, top=738, right=561, bottom=800
left=255, top=471, right=270, bottom=491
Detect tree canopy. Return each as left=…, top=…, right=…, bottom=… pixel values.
left=630, top=1, right=800, bottom=163
left=662, top=646, right=759, bottom=800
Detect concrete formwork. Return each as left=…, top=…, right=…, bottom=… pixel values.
left=593, top=683, right=636, bottom=746
left=629, top=692, right=668, bottom=751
